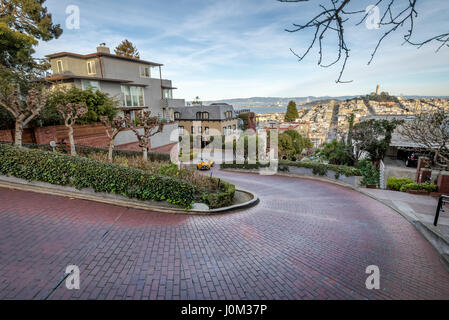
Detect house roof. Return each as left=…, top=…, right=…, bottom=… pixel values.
left=172, top=104, right=236, bottom=121
left=161, top=85, right=178, bottom=90
left=45, top=51, right=163, bottom=66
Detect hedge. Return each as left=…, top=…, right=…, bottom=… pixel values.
left=19, top=142, right=171, bottom=162
left=220, top=160, right=361, bottom=177
left=387, top=177, right=415, bottom=191
left=203, top=179, right=236, bottom=209
left=0, top=144, right=194, bottom=208
left=399, top=182, right=437, bottom=193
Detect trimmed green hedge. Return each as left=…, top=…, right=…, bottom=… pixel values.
left=399, top=182, right=437, bottom=193
left=203, top=180, right=236, bottom=209
left=0, top=144, right=194, bottom=208
left=387, top=177, right=414, bottom=191
left=220, top=160, right=361, bottom=177
left=20, top=142, right=171, bottom=162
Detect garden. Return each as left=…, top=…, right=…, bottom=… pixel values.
left=0, top=85, right=235, bottom=210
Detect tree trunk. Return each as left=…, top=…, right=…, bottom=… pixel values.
left=68, top=125, right=77, bottom=156
left=14, top=121, right=23, bottom=147
left=142, top=145, right=148, bottom=161
left=108, top=139, right=114, bottom=162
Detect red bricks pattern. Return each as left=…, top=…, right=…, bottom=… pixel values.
left=1, top=171, right=449, bottom=300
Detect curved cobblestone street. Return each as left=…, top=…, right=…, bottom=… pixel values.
left=1, top=170, right=448, bottom=300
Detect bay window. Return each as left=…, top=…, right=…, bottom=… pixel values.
left=121, top=85, right=145, bottom=107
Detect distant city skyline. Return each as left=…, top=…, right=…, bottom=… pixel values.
left=35, top=0, right=449, bottom=100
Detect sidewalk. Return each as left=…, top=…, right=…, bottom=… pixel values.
left=360, top=188, right=449, bottom=270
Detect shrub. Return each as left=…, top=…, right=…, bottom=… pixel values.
left=220, top=160, right=361, bottom=177
left=399, top=182, right=437, bottom=193
left=357, top=159, right=380, bottom=186
left=203, top=180, right=236, bottom=209
left=21, top=142, right=171, bottom=162
left=0, top=144, right=195, bottom=208
left=387, top=177, right=414, bottom=191
left=317, top=139, right=353, bottom=166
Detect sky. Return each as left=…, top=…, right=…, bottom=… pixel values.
left=35, top=0, right=449, bottom=100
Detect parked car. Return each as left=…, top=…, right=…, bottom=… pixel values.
left=405, top=152, right=433, bottom=167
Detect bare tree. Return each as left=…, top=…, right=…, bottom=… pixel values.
left=0, top=88, right=48, bottom=147
left=126, top=111, right=164, bottom=161
left=399, top=109, right=449, bottom=168
left=100, top=115, right=126, bottom=162
left=57, top=103, right=88, bottom=156
left=280, top=0, right=449, bottom=83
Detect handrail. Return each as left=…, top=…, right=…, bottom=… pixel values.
left=434, top=195, right=449, bottom=226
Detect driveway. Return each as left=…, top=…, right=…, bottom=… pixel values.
left=0, top=169, right=448, bottom=299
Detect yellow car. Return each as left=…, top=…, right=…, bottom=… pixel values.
left=197, top=159, right=214, bottom=170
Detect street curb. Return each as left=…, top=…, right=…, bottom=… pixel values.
left=0, top=175, right=258, bottom=215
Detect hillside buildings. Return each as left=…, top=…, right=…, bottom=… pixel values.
left=172, top=103, right=239, bottom=140
left=45, top=44, right=185, bottom=122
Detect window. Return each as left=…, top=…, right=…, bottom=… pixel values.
left=87, top=61, right=96, bottom=75
left=121, top=86, right=145, bottom=107
left=228, top=126, right=232, bottom=135
left=140, top=66, right=150, bottom=78
left=178, top=126, right=184, bottom=135
left=191, top=126, right=195, bottom=134
left=223, top=127, right=227, bottom=136
left=224, top=111, right=233, bottom=119
left=57, top=60, right=63, bottom=73
left=233, top=125, right=236, bottom=133
left=196, top=112, right=209, bottom=120
left=198, top=126, right=202, bottom=134
left=81, top=80, right=100, bottom=92
left=174, top=112, right=180, bottom=120
left=205, top=127, right=209, bottom=135
left=163, top=89, right=173, bottom=99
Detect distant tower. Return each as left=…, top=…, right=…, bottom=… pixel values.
left=376, top=85, right=380, bottom=95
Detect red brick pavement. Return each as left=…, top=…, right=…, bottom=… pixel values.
left=1, top=170, right=449, bottom=300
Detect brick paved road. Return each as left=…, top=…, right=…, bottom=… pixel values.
left=1, top=170, right=449, bottom=300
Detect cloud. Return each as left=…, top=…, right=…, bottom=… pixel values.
left=34, top=0, right=449, bottom=100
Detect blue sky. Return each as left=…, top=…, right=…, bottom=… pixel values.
left=35, top=0, right=449, bottom=100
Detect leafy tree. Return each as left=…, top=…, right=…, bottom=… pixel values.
left=283, top=129, right=312, bottom=156
left=35, top=86, right=119, bottom=126
left=318, top=139, right=353, bottom=166
left=0, top=88, right=48, bottom=146
left=57, top=103, right=88, bottom=156
left=284, top=101, right=299, bottom=122
left=114, top=39, right=140, bottom=59
left=0, top=0, right=62, bottom=72
left=278, top=132, right=295, bottom=159
left=352, top=119, right=402, bottom=167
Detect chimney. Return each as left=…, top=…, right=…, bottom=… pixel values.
left=96, top=43, right=110, bottom=54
